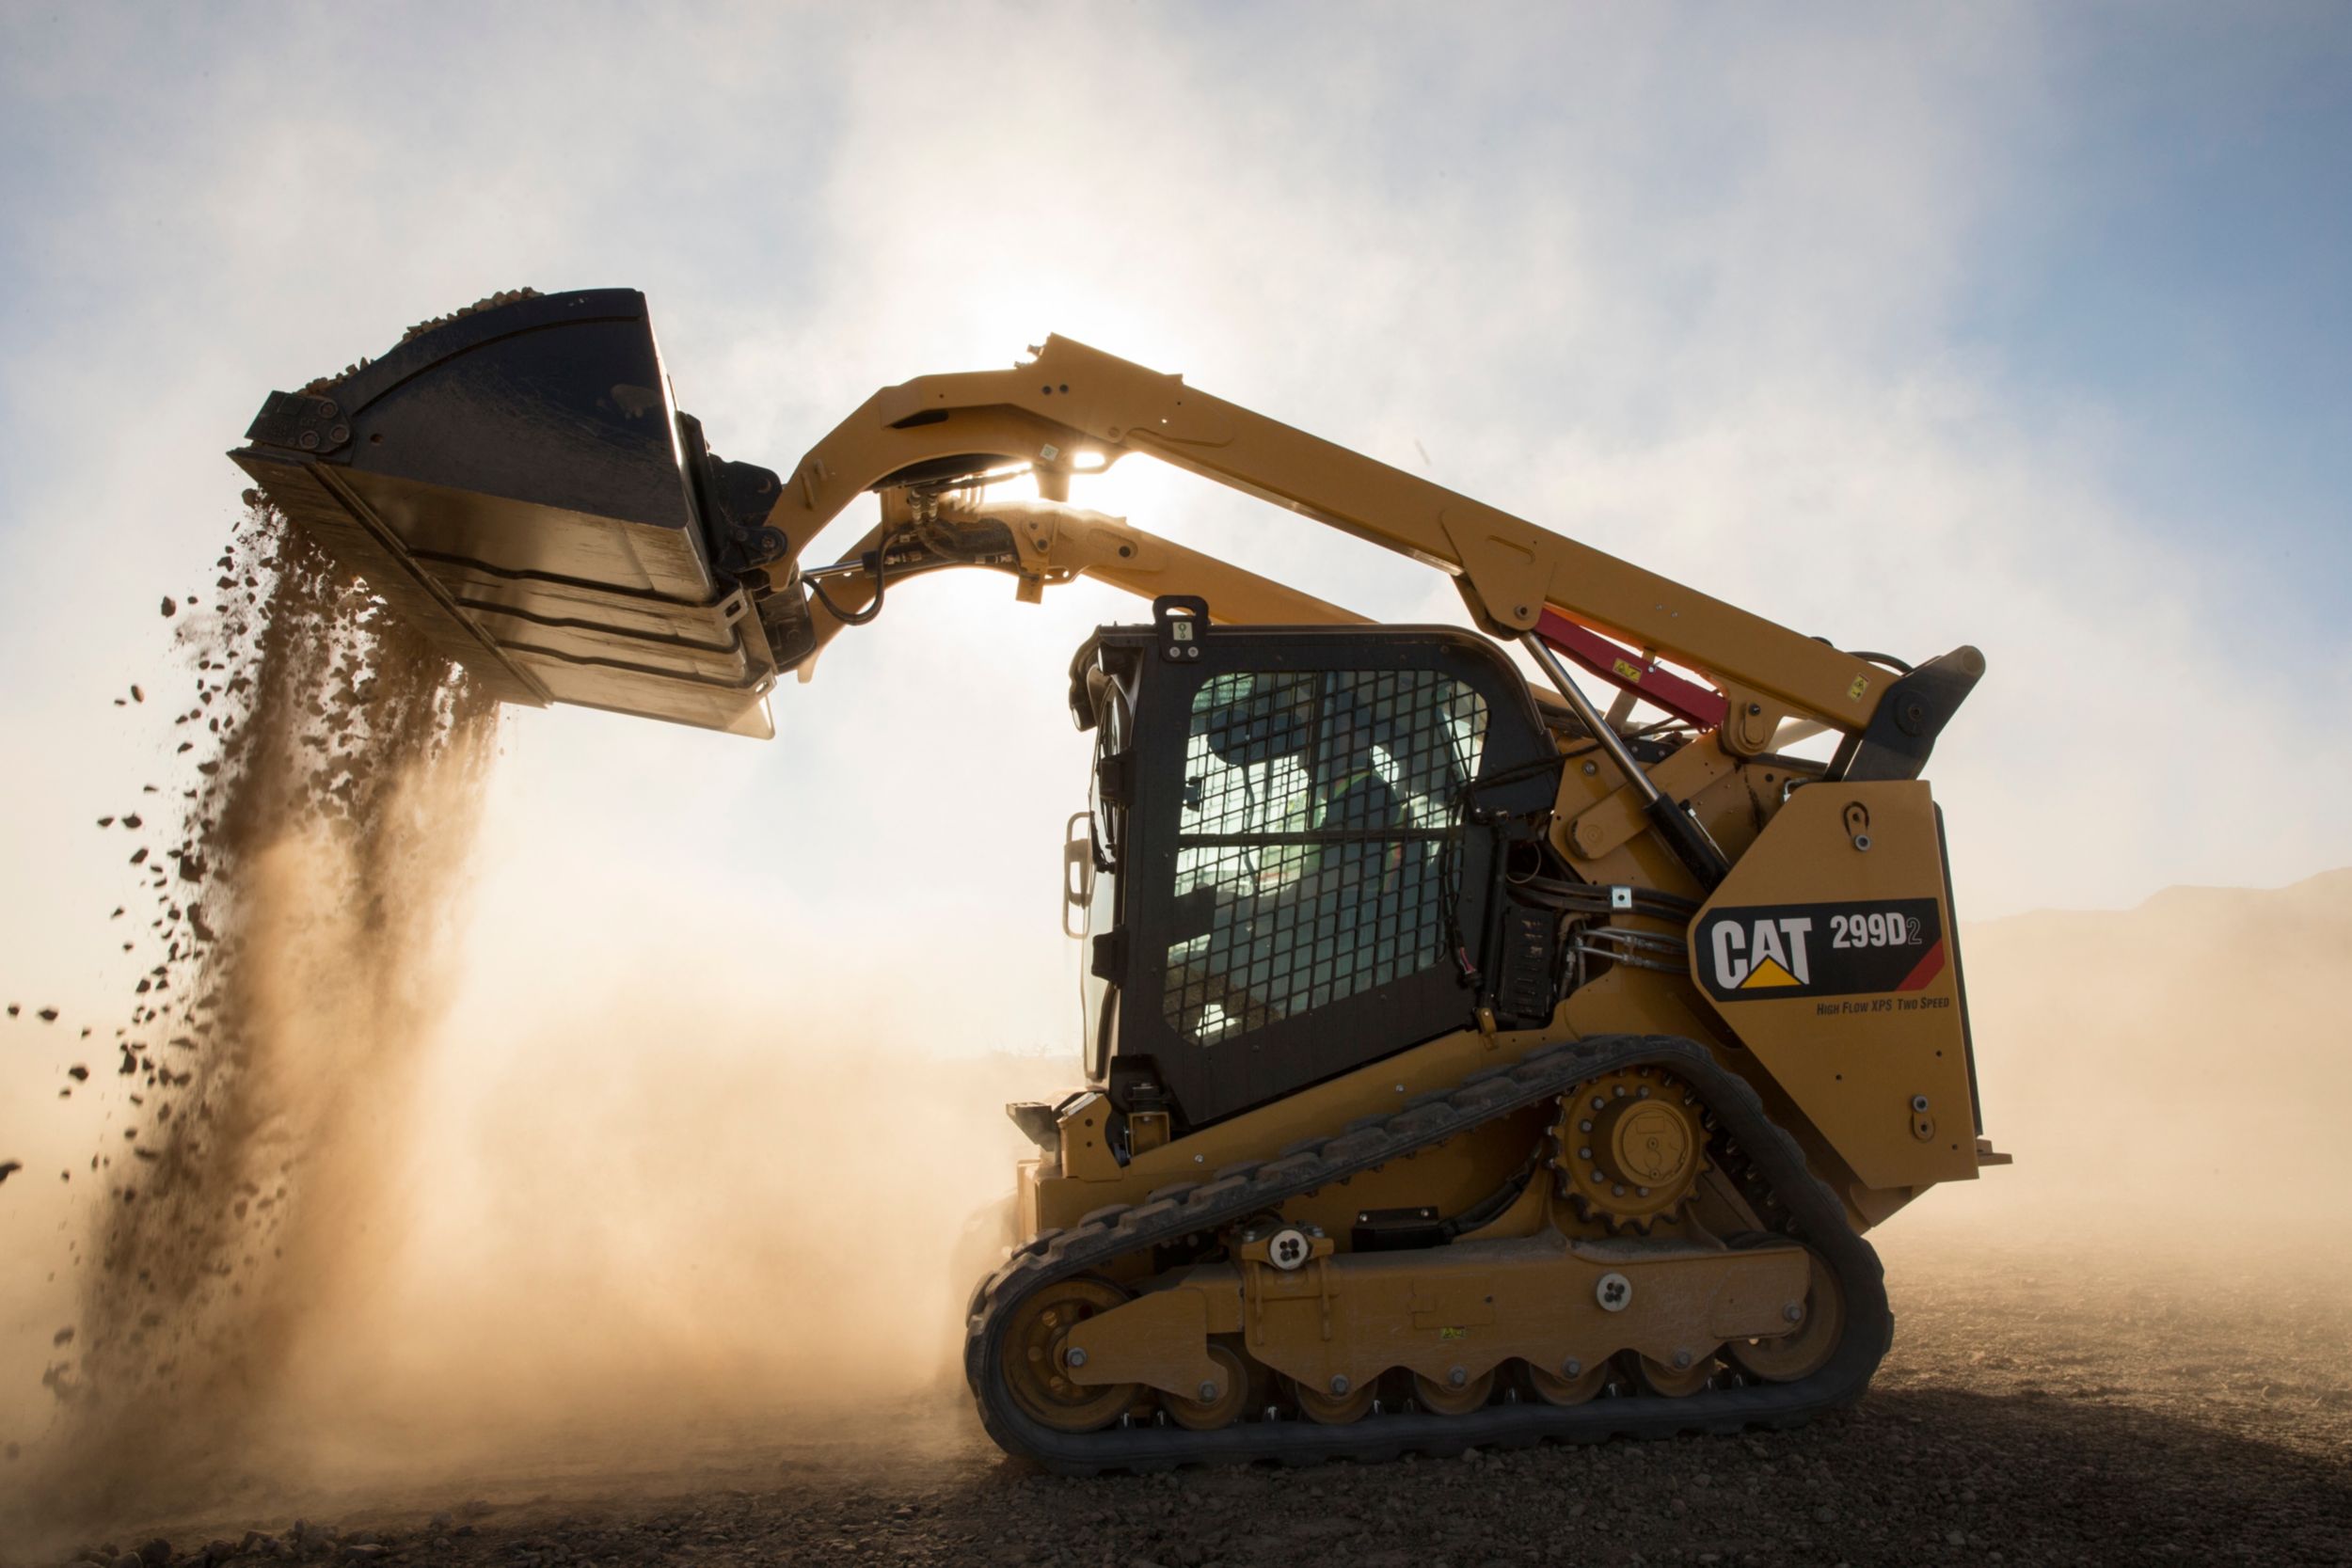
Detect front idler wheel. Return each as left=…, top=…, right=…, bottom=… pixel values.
left=1002, top=1277, right=1140, bottom=1433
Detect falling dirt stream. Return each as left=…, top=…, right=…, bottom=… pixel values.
left=27, top=499, right=498, bottom=1526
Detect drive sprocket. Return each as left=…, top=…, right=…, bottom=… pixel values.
left=1554, top=1066, right=1707, bottom=1231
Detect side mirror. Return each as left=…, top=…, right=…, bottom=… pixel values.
left=1063, top=811, right=1095, bottom=939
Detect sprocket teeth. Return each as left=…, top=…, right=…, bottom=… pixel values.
left=1554, top=1068, right=1706, bottom=1232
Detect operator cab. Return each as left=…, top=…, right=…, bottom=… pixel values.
left=1065, top=598, right=1559, bottom=1137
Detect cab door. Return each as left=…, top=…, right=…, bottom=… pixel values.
left=1076, top=661, right=1136, bottom=1085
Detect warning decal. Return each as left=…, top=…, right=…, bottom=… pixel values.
left=1695, top=898, right=1946, bottom=1005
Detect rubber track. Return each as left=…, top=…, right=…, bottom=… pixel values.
left=964, top=1033, right=1892, bottom=1473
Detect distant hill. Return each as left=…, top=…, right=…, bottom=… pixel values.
left=1951, top=867, right=2352, bottom=1227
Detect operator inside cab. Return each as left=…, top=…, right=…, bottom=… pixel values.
left=1306, top=688, right=1410, bottom=895
left=1168, top=671, right=1433, bottom=1043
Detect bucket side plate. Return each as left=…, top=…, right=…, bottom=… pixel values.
left=230, top=288, right=776, bottom=739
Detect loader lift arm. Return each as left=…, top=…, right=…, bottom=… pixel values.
left=227, top=290, right=1974, bottom=783
left=758, top=334, right=1979, bottom=784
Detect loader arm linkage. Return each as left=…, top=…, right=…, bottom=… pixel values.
left=766, top=333, right=1977, bottom=783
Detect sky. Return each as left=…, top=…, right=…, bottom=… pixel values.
left=1, top=0, right=2348, bottom=1063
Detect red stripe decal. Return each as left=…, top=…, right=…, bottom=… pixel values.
left=1896, top=939, right=1947, bottom=992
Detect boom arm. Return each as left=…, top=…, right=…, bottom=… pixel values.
left=229, top=288, right=1972, bottom=777
left=763, top=335, right=1917, bottom=757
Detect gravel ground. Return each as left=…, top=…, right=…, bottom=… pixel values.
left=22, top=1230, right=2350, bottom=1568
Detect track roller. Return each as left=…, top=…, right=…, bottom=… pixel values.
left=1162, top=1343, right=1251, bottom=1431
left=1293, top=1374, right=1378, bottom=1424
left=1413, top=1368, right=1497, bottom=1416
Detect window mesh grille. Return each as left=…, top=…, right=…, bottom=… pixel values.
left=1161, top=669, right=1488, bottom=1047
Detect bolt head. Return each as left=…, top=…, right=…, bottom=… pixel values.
left=1785, top=1302, right=1805, bottom=1323
left=1448, top=1366, right=1468, bottom=1387
left=1329, top=1375, right=1350, bottom=1396
left=1562, top=1358, right=1582, bottom=1378
left=1064, top=1347, right=1087, bottom=1369
left=1199, top=1380, right=1220, bottom=1402
left=1673, top=1350, right=1692, bottom=1370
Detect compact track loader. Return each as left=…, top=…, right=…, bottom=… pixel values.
left=231, top=288, right=2002, bottom=1469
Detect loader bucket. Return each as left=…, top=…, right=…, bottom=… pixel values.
left=230, top=288, right=787, bottom=738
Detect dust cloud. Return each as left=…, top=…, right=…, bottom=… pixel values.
left=8, top=501, right=498, bottom=1539
left=251, top=1010, right=1059, bottom=1490
left=3, top=503, right=1068, bottom=1554
left=1887, top=866, right=2352, bottom=1255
